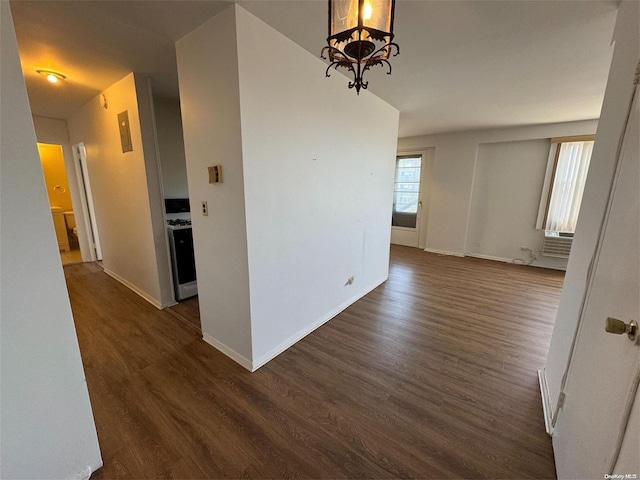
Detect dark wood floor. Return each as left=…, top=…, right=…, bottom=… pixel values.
left=66, top=245, right=564, bottom=479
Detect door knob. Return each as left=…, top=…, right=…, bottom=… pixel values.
left=605, top=317, right=638, bottom=341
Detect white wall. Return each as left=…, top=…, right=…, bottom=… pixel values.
left=398, top=119, right=598, bottom=268
left=177, top=5, right=399, bottom=370
left=235, top=6, right=399, bottom=366
left=136, top=78, right=175, bottom=308
left=153, top=96, right=189, bottom=199
left=466, top=139, right=567, bottom=269
left=32, top=116, right=93, bottom=261
left=0, top=3, right=102, bottom=477
left=68, top=73, right=174, bottom=308
left=177, top=6, right=253, bottom=365
left=544, top=0, right=639, bottom=432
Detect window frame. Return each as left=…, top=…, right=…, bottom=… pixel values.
left=392, top=154, right=422, bottom=229
left=536, top=134, right=595, bottom=233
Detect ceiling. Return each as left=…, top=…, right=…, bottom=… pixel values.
left=10, top=0, right=618, bottom=137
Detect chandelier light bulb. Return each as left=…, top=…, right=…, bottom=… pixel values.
left=37, top=70, right=66, bottom=84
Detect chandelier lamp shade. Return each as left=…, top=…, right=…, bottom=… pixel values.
left=321, top=0, right=399, bottom=94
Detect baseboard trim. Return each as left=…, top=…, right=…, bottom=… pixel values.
left=465, top=253, right=512, bottom=263
left=465, top=253, right=567, bottom=271
left=538, top=368, right=554, bottom=436
left=103, top=268, right=163, bottom=310
left=67, top=464, right=96, bottom=480
left=202, top=333, right=254, bottom=372
left=251, top=277, right=388, bottom=372
left=424, top=248, right=465, bottom=257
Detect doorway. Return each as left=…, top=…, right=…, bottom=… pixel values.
left=37, top=143, right=82, bottom=265
left=390, top=148, right=434, bottom=248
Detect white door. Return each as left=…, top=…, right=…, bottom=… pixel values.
left=73, top=143, right=103, bottom=261
left=391, top=154, right=425, bottom=247
left=552, top=90, right=639, bottom=477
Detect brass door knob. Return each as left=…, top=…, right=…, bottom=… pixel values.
left=605, top=317, right=638, bottom=341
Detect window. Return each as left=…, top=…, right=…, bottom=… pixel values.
left=540, top=137, right=594, bottom=234
left=392, top=155, right=421, bottom=228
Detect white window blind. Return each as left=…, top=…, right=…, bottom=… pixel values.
left=545, top=141, right=594, bottom=233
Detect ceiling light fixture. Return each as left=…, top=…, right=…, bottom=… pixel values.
left=37, top=70, right=66, bottom=84
left=321, top=0, right=399, bottom=94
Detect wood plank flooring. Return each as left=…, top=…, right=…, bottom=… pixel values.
left=66, top=246, right=564, bottom=479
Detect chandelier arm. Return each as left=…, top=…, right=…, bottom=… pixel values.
left=363, top=42, right=400, bottom=64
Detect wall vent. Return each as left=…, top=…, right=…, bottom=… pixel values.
left=542, top=231, right=573, bottom=258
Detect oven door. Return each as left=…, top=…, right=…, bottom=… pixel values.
left=168, top=227, right=197, bottom=300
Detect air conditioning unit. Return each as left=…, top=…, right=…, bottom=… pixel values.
left=542, top=231, right=573, bottom=258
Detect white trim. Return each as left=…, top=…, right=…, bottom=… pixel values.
left=536, top=143, right=559, bottom=230
left=67, top=464, right=97, bottom=480
left=102, top=268, right=165, bottom=310
left=465, top=252, right=512, bottom=263
left=146, top=78, right=178, bottom=305
left=251, top=278, right=387, bottom=371
left=464, top=252, right=567, bottom=271
left=202, top=333, right=254, bottom=372
left=538, top=368, right=554, bottom=435
left=391, top=226, right=417, bottom=232
left=424, top=248, right=465, bottom=257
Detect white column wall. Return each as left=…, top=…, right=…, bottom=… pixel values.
left=176, top=6, right=254, bottom=366
left=0, top=3, right=102, bottom=477
left=235, top=6, right=399, bottom=367
left=176, top=5, right=399, bottom=370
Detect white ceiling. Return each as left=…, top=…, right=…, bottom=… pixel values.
left=11, top=0, right=618, bottom=137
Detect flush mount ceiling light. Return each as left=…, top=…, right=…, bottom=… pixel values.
left=36, top=70, right=66, bottom=84
left=321, top=0, right=399, bottom=94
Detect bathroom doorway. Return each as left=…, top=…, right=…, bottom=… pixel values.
left=38, top=143, right=81, bottom=265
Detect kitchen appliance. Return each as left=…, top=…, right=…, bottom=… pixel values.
left=165, top=199, right=197, bottom=301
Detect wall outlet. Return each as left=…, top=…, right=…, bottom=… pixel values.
left=202, top=201, right=208, bottom=216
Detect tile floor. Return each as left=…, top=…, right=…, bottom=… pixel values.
left=60, top=248, right=82, bottom=265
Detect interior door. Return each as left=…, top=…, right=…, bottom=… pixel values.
left=73, top=143, right=103, bottom=261
left=551, top=90, right=639, bottom=477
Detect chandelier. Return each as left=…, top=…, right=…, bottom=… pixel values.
left=321, top=0, right=399, bottom=94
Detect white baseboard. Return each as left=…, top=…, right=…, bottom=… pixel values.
left=103, top=268, right=163, bottom=310
left=202, top=333, right=254, bottom=372
left=465, top=252, right=512, bottom=263
left=538, top=368, right=554, bottom=436
left=202, top=278, right=387, bottom=372
left=67, top=465, right=93, bottom=480
left=465, top=252, right=567, bottom=271
left=424, top=248, right=465, bottom=257
left=251, top=278, right=387, bottom=371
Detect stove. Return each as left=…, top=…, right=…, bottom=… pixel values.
left=167, top=219, right=192, bottom=230
left=165, top=198, right=196, bottom=301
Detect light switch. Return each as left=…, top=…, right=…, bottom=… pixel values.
left=208, top=165, right=223, bottom=183
left=202, top=201, right=208, bottom=216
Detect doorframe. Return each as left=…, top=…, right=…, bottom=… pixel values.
left=547, top=76, right=640, bottom=473
left=391, top=147, right=434, bottom=249
left=72, top=143, right=102, bottom=261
